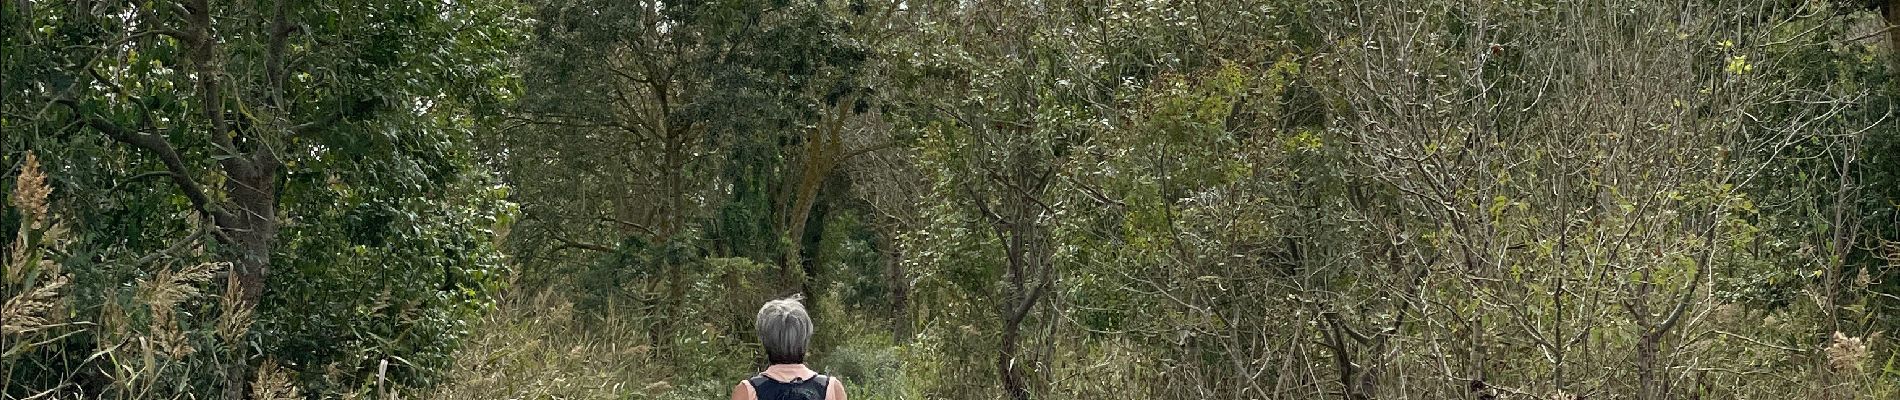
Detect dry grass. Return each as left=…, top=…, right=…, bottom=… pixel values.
left=9, top=152, right=49, bottom=226
left=253, top=360, right=304, bottom=400
left=1, top=274, right=67, bottom=336
left=136, top=261, right=228, bottom=359
left=1828, top=331, right=1871, bottom=373
left=428, top=290, right=671, bottom=399
left=3, top=152, right=63, bottom=337
left=420, top=283, right=923, bottom=400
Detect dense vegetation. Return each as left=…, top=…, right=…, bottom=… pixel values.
left=4, top=0, right=1898, bottom=399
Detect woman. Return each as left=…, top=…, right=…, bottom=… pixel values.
left=732, top=296, right=847, bottom=400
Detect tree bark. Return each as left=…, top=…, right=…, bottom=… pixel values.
left=777, top=99, right=855, bottom=291
left=886, top=237, right=910, bottom=345
left=220, top=159, right=279, bottom=400
left=997, top=271, right=1046, bottom=400
left=779, top=154, right=826, bottom=289
left=998, top=311, right=1031, bottom=400
left=1886, top=3, right=1900, bottom=73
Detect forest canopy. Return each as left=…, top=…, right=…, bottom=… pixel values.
left=4, top=0, right=1899, bottom=399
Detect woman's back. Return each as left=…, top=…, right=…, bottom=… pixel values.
left=730, top=364, right=846, bottom=400
left=745, top=374, right=829, bottom=400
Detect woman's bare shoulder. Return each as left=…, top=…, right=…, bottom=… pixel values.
left=731, top=379, right=755, bottom=400
left=827, top=376, right=847, bottom=400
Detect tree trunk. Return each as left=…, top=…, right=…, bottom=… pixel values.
left=779, top=158, right=825, bottom=290
left=991, top=210, right=1047, bottom=400
left=1886, top=4, right=1900, bottom=73
left=886, top=239, right=910, bottom=345
left=1635, top=332, right=1662, bottom=400
left=998, top=308, right=1031, bottom=400
left=1323, top=316, right=1362, bottom=400
left=778, top=100, right=852, bottom=291
left=219, top=162, right=278, bottom=400
left=223, top=164, right=279, bottom=314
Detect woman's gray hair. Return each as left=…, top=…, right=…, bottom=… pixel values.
left=756, top=295, right=813, bottom=364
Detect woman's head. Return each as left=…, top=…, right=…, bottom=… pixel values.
left=755, top=295, right=813, bottom=364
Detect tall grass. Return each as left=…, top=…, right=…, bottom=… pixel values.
left=427, top=282, right=923, bottom=400
left=430, top=290, right=671, bottom=399
left=3, top=152, right=75, bottom=398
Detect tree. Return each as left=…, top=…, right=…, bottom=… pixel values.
left=5, top=0, right=520, bottom=396
left=893, top=2, right=1072, bottom=397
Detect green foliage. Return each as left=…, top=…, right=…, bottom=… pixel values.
left=265, top=169, right=515, bottom=391
left=9, top=0, right=1900, bottom=398
left=3, top=0, right=525, bottom=396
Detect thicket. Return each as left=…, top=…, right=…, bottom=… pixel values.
left=4, top=0, right=1899, bottom=399
left=4, top=0, right=518, bottom=397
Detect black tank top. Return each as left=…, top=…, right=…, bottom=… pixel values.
left=747, top=373, right=830, bottom=400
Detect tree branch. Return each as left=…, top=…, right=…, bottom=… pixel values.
left=550, top=235, right=616, bottom=253
left=1006, top=278, right=1049, bottom=325
left=130, top=226, right=208, bottom=267
left=1323, top=311, right=1376, bottom=345
left=597, top=216, right=658, bottom=236
left=838, top=140, right=904, bottom=162
left=64, top=101, right=228, bottom=221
